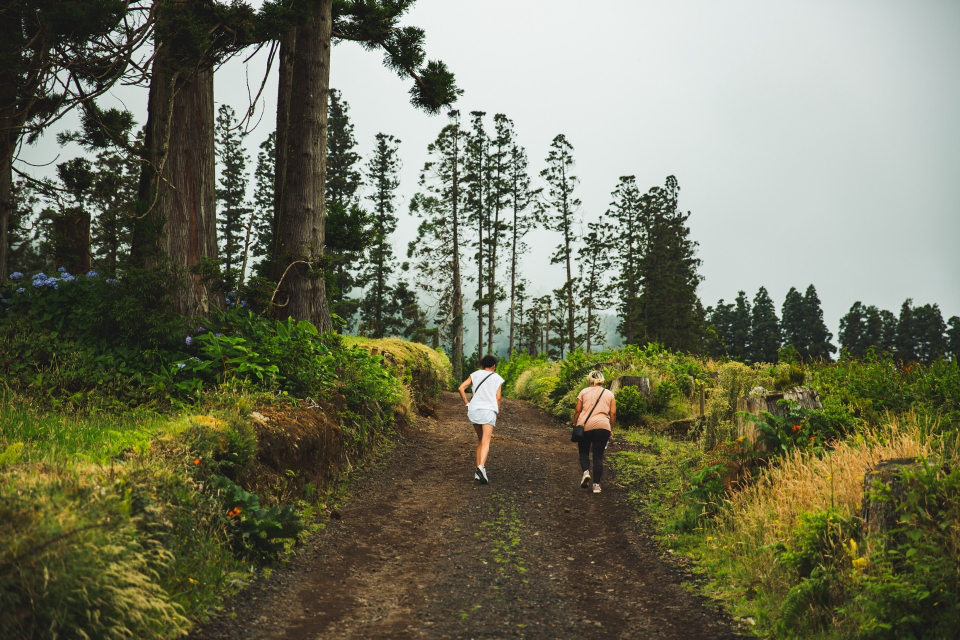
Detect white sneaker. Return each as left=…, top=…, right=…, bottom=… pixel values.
left=580, top=470, right=592, bottom=488
left=593, top=483, right=601, bottom=494
left=476, top=466, right=489, bottom=485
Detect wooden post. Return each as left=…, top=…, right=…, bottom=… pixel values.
left=699, top=385, right=705, bottom=417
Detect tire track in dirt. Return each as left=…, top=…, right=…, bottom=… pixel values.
left=191, top=392, right=739, bottom=639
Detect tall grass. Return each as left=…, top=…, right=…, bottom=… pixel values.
left=698, top=414, right=941, bottom=634
left=0, top=392, right=167, bottom=464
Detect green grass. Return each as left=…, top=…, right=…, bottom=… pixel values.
left=0, top=393, right=168, bottom=464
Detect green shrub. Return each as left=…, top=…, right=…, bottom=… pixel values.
left=614, top=386, right=649, bottom=426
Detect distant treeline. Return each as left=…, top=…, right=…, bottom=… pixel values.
left=706, top=286, right=959, bottom=365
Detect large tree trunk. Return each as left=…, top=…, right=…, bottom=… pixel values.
left=53, top=208, right=91, bottom=274
left=272, top=30, right=296, bottom=279
left=450, top=123, right=463, bottom=381
left=135, top=48, right=219, bottom=317
left=273, top=0, right=333, bottom=330
left=0, top=145, right=10, bottom=282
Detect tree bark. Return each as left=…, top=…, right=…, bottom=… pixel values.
left=53, top=208, right=92, bottom=274
left=273, top=30, right=296, bottom=279
left=135, top=57, right=219, bottom=317
left=450, top=120, right=463, bottom=381
left=273, top=0, right=333, bottom=330
left=0, top=144, right=11, bottom=282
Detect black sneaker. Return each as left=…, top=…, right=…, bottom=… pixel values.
left=476, top=466, right=489, bottom=485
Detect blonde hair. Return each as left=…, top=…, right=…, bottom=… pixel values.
left=587, top=370, right=605, bottom=385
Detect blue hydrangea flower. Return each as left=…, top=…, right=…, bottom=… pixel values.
left=106, top=278, right=118, bottom=285
left=240, top=300, right=249, bottom=308
left=215, top=333, right=222, bottom=338
left=61, top=274, right=76, bottom=283
left=15, top=288, right=24, bottom=294
left=227, top=291, right=237, bottom=299
left=57, top=267, right=66, bottom=273
left=86, top=270, right=99, bottom=278
left=9, top=272, right=23, bottom=281
left=185, top=336, right=193, bottom=346
left=177, top=363, right=186, bottom=370
left=33, top=272, right=47, bottom=281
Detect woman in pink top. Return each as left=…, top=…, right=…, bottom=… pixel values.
left=573, top=370, right=616, bottom=494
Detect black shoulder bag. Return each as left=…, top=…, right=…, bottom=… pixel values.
left=571, top=388, right=606, bottom=443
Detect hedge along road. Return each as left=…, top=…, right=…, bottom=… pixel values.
left=191, top=392, right=740, bottom=640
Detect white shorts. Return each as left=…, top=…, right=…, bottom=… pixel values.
left=468, top=407, right=498, bottom=426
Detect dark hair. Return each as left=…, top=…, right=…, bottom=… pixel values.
left=479, top=354, right=498, bottom=369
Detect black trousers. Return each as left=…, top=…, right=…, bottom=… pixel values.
left=578, top=429, right=610, bottom=483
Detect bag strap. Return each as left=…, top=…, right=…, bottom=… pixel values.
left=581, top=387, right=607, bottom=427
left=472, top=372, right=495, bottom=395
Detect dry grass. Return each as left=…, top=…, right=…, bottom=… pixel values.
left=719, top=414, right=934, bottom=547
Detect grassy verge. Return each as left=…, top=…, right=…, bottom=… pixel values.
left=0, top=338, right=451, bottom=639
left=506, top=347, right=960, bottom=638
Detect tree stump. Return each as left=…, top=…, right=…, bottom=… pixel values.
left=609, top=376, right=652, bottom=397
left=735, top=387, right=822, bottom=446
left=862, top=458, right=918, bottom=533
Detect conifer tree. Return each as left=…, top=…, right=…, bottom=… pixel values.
left=485, top=114, right=512, bottom=353
left=947, top=316, right=960, bottom=362
left=895, top=300, right=948, bottom=364
left=540, top=134, right=580, bottom=354
left=503, top=120, right=537, bottom=355
left=324, top=89, right=368, bottom=328
left=360, top=133, right=402, bottom=338
left=463, top=111, right=490, bottom=359
left=803, top=285, right=836, bottom=361
left=783, top=285, right=835, bottom=361
left=408, top=111, right=465, bottom=380
left=782, top=287, right=806, bottom=354
left=326, top=89, right=362, bottom=206
left=839, top=302, right=897, bottom=358
left=633, top=176, right=703, bottom=351
left=89, top=147, right=137, bottom=277
left=750, top=286, right=781, bottom=363
left=251, top=132, right=276, bottom=280
left=577, top=226, right=612, bottom=352
left=705, top=300, right=735, bottom=358
left=607, top=176, right=644, bottom=345
left=215, top=105, right=251, bottom=284
left=727, top=291, right=751, bottom=362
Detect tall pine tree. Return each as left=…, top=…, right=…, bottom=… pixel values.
left=633, top=176, right=703, bottom=351
left=577, top=225, right=612, bottom=352
left=540, top=134, right=580, bottom=354
left=325, top=90, right=369, bottom=330
left=251, top=132, right=276, bottom=281
left=408, top=111, right=465, bottom=380
left=463, top=111, right=491, bottom=359
left=608, top=176, right=644, bottom=345
left=727, top=291, right=751, bottom=362
left=503, top=121, right=537, bottom=355
left=359, top=133, right=402, bottom=338
left=215, top=105, right=251, bottom=284
left=750, top=286, right=781, bottom=363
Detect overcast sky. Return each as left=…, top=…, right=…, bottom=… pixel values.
left=21, top=0, right=960, bottom=349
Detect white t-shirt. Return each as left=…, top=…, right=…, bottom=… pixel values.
left=468, top=370, right=505, bottom=413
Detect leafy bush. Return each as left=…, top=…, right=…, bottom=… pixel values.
left=211, top=475, right=303, bottom=562
left=614, top=385, right=649, bottom=426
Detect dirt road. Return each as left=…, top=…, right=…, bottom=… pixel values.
left=191, top=393, right=739, bottom=640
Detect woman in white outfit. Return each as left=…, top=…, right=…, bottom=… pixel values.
left=457, top=355, right=504, bottom=484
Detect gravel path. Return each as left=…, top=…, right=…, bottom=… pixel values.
left=190, top=392, right=739, bottom=640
